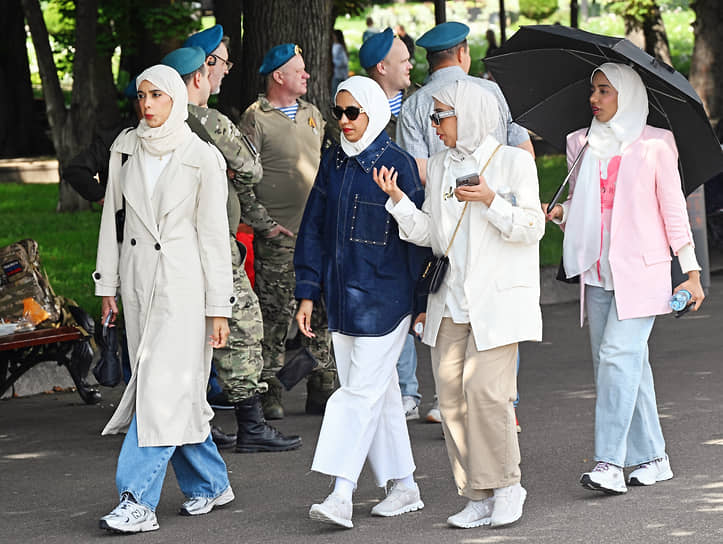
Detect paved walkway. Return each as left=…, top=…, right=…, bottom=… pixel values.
left=1, top=274, right=721, bottom=543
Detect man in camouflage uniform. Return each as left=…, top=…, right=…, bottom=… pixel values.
left=162, top=43, right=301, bottom=452
left=239, top=44, right=336, bottom=420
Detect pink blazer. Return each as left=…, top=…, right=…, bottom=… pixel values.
left=564, top=125, right=694, bottom=320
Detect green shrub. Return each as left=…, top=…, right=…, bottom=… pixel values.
left=519, top=0, right=559, bottom=22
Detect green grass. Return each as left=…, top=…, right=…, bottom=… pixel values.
left=0, top=184, right=102, bottom=317
left=0, top=156, right=568, bottom=318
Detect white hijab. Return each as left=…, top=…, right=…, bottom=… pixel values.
left=432, top=79, right=499, bottom=162
left=135, top=64, right=193, bottom=156
left=563, top=63, right=648, bottom=279
left=335, top=76, right=390, bottom=157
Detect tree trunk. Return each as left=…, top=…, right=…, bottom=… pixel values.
left=240, top=0, right=334, bottom=120
left=215, top=0, right=244, bottom=123
left=623, top=1, right=672, bottom=66
left=93, top=21, right=121, bottom=130
left=689, top=0, right=723, bottom=131
left=0, top=0, right=36, bottom=157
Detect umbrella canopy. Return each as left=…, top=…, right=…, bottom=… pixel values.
left=485, top=25, right=723, bottom=195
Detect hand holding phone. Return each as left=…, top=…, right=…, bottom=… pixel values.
left=455, top=173, right=480, bottom=188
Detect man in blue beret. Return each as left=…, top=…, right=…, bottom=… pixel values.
left=162, top=46, right=303, bottom=455
left=239, top=44, right=336, bottom=421
left=397, top=21, right=533, bottom=187
left=183, top=24, right=231, bottom=96
left=360, top=28, right=422, bottom=421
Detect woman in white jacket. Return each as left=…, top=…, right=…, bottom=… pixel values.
left=93, top=64, right=234, bottom=534
left=374, top=79, right=544, bottom=529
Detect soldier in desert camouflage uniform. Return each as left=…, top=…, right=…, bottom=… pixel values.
left=238, top=44, right=337, bottom=420
left=162, top=43, right=301, bottom=452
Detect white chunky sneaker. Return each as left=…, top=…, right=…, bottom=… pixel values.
left=309, top=492, right=353, bottom=528
left=371, top=481, right=424, bottom=517
left=426, top=396, right=442, bottom=423
left=179, top=486, right=235, bottom=516
left=403, top=396, right=420, bottom=420
left=447, top=498, right=494, bottom=528
left=99, top=492, right=159, bottom=533
left=490, top=483, right=526, bottom=528
left=580, top=462, right=627, bottom=494
left=628, top=454, right=673, bottom=486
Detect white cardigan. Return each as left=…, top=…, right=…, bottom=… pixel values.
left=386, top=136, right=545, bottom=351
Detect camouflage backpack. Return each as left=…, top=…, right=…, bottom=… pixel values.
left=0, top=239, right=61, bottom=325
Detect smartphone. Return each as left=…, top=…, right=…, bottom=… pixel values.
left=455, top=173, right=480, bottom=187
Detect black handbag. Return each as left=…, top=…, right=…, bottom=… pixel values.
left=93, top=323, right=122, bottom=387
left=417, top=145, right=501, bottom=295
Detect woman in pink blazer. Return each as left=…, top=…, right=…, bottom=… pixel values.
left=544, top=63, right=705, bottom=495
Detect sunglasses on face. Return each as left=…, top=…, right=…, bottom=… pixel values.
left=207, top=54, right=234, bottom=71
left=331, top=105, right=367, bottom=121
left=429, top=109, right=456, bottom=125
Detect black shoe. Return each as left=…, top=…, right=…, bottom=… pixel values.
left=260, top=376, right=284, bottom=420
left=211, top=425, right=237, bottom=450
left=234, top=395, right=302, bottom=453
left=305, top=369, right=337, bottom=415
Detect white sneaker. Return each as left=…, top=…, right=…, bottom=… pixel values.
left=447, top=498, right=494, bottom=528
left=99, top=493, right=159, bottom=533
left=490, top=483, right=526, bottom=528
left=580, top=462, right=627, bottom=494
left=628, top=454, right=673, bottom=486
left=179, top=486, right=235, bottom=516
left=371, top=481, right=424, bottom=517
left=309, top=492, right=353, bottom=529
left=426, top=396, right=442, bottom=423
left=403, top=396, right=420, bottom=420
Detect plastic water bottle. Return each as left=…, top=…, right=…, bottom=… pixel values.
left=669, top=289, right=692, bottom=311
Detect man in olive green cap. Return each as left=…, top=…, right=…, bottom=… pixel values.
left=239, top=43, right=336, bottom=420
left=162, top=45, right=302, bottom=453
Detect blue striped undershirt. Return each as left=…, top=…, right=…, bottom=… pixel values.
left=277, top=103, right=299, bottom=120
left=388, top=91, right=403, bottom=116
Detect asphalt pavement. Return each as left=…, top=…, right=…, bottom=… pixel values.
left=1, top=275, right=721, bottom=544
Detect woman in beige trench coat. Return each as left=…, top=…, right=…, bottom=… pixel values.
left=93, top=64, right=235, bottom=534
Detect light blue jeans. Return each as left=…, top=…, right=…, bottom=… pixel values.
left=585, top=286, right=666, bottom=468
left=397, top=333, right=421, bottom=404
left=115, top=415, right=230, bottom=511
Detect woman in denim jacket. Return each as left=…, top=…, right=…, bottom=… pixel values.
left=294, top=76, right=428, bottom=529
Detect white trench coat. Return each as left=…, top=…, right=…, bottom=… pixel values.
left=93, top=129, right=233, bottom=447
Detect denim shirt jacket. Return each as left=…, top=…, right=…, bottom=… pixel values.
left=294, top=131, right=430, bottom=337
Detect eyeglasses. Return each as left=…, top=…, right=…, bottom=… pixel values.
left=429, top=109, right=456, bottom=125
left=331, top=105, right=367, bottom=121
left=207, top=54, right=234, bottom=71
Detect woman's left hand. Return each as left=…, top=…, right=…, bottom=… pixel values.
left=209, top=317, right=230, bottom=348
left=454, top=175, right=495, bottom=206
left=674, top=270, right=705, bottom=311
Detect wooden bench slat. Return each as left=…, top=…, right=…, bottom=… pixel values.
left=0, top=326, right=81, bottom=351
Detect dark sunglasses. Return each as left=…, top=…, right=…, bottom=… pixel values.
left=331, top=105, right=367, bottom=121
left=429, top=109, right=456, bottom=125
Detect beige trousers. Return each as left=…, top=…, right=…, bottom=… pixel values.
left=431, top=318, right=521, bottom=500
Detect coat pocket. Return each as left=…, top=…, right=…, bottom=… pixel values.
left=349, top=194, right=391, bottom=246
left=642, top=250, right=672, bottom=266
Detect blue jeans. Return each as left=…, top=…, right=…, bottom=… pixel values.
left=115, top=415, right=230, bottom=511
left=397, top=333, right=421, bottom=404
left=585, top=286, right=666, bottom=467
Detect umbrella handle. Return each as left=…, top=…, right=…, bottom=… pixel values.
left=549, top=142, right=589, bottom=210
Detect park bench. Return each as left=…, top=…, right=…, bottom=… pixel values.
left=0, top=326, right=101, bottom=404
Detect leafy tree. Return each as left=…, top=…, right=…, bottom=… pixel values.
left=689, top=0, right=723, bottom=130
left=519, top=0, right=558, bottom=22
left=608, top=0, right=672, bottom=65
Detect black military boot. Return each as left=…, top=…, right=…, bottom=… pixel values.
left=305, top=369, right=337, bottom=415
left=261, top=376, right=284, bottom=420
left=211, top=425, right=237, bottom=450
left=234, top=395, right=302, bottom=453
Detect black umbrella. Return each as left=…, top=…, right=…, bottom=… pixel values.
left=485, top=24, right=723, bottom=199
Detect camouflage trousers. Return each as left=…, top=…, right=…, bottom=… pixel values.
left=212, top=240, right=266, bottom=404
left=253, top=233, right=334, bottom=380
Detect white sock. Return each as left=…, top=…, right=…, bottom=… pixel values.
left=397, top=474, right=416, bottom=489
left=333, top=476, right=355, bottom=501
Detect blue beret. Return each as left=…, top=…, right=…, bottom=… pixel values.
left=161, top=47, right=206, bottom=76
left=359, top=27, right=394, bottom=70
left=416, top=21, right=470, bottom=52
left=183, top=24, right=223, bottom=55
left=123, top=78, right=137, bottom=99
left=259, top=43, right=301, bottom=75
